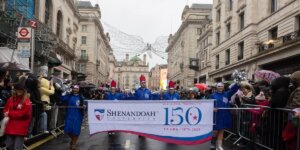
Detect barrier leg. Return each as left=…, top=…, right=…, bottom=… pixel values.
left=224, top=133, right=234, bottom=141
left=233, top=136, right=242, bottom=145
left=297, top=125, right=300, bottom=150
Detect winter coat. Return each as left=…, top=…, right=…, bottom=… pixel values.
left=134, top=88, right=152, bottom=100
left=61, top=94, right=84, bottom=136
left=38, top=77, right=55, bottom=104
left=3, top=96, right=32, bottom=136
left=287, top=71, right=300, bottom=108
left=163, top=92, right=180, bottom=100
left=104, top=92, right=122, bottom=100
left=270, top=77, right=290, bottom=108
left=210, top=84, right=239, bottom=130
left=248, top=100, right=270, bottom=133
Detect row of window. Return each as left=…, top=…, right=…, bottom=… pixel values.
left=215, top=0, right=278, bottom=46
left=216, top=12, right=244, bottom=46
left=216, top=0, right=277, bottom=22
left=215, top=41, right=244, bottom=69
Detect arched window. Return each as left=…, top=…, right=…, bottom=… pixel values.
left=56, top=10, right=63, bottom=38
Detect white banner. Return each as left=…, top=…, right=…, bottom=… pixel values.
left=87, top=100, right=214, bottom=145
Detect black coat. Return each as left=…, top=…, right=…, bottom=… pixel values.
left=270, top=77, right=290, bottom=108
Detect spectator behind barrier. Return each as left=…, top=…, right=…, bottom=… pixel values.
left=270, top=77, right=290, bottom=108
left=3, top=83, right=32, bottom=150
left=287, top=71, right=300, bottom=108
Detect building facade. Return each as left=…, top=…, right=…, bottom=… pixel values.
left=196, top=20, right=213, bottom=84
left=149, top=65, right=160, bottom=91
left=35, top=0, right=79, bottom=79
left=149, top=64, right=168, bottom=91
left=159, top=64, right=168, bottom=90
left=108, top=50, right=116, bottom=81
left=77, top=1, right=111, bottom=85
left=209, top=0, right=300, bottom=82
left=166, top=4, right=212, bottom=88
left=114, top=54, right=149, bottom=90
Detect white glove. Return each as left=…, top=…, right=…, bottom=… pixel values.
left=62, top=91, right=67, bottom=96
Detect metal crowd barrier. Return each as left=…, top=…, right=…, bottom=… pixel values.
left=0, top=103, right=68, bottom=150
left=223, top=104, right=300, bottom=150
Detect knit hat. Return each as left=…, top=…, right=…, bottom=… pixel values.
left=255, top=91, right=266, bottom=100
left=169, top=80, right=175, bottom=89
left=216, top=82, right=224, bottom=87
left=111, top=80, right=116, bottom=88
left=140, top=75, right=146, bottom=83
left=14, top=83, right=26, bottom=90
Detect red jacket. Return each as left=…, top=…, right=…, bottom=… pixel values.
left=3, top=96, right=32, bottom=136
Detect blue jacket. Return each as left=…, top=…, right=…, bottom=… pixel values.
left=134, top=88, right=152, bottom=100
left=209, top=84, right=239, bottom=130
left=104, top=92, right=122, bottom=100
left=121, top=93, right=134, bottom=100
left=61, top=94, right=84, bottom=136
left=163, top=92, right=180, bottom=100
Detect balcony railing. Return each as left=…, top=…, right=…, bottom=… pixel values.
left=258, top=30, right=300, bottom=53
left=58, top=38, right=75, bottom=56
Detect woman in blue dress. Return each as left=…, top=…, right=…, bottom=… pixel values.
left=210, top=82, right=239, bottom=150
left=61, top=85, right=85, bottom=150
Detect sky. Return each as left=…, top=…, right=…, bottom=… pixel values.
left=89, top=0, right=213, bottom=43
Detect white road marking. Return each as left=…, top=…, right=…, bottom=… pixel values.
left=124, top=139, right=131, bottom=149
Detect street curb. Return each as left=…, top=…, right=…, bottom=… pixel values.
left=27, top=132, right=64, bottom=150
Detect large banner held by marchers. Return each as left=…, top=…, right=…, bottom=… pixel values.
left=87, top=100, right=214, bottom=145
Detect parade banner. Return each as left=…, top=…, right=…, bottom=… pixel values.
left=87, top=100, right=214, bottom=145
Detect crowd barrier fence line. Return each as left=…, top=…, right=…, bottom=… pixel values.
left=221, top=104, right=300, bottom=150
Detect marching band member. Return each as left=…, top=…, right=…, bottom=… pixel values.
left=104, top=80, right=122, bottom=100
left=104, top=80, right=122, bottom=136
left=209, top=82, right=239, bottom=150
left=134, top=75, right=152, bottom=100
left=61, top=85, right=85, bottom=150
left=163, top=80, right=180, bottom=100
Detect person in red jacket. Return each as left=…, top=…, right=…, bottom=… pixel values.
left=3, top=83, right=32, bottom=150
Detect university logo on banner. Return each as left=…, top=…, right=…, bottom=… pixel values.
left=87, top=100, right=214, bottom=146
left=94, top=109, right=105, bottom=121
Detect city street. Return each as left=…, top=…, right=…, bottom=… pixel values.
left=34, top=123, right=235, bottom=150
left=1, top=0, right=300, bottom=150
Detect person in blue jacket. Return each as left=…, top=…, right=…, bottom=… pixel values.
left=104, top=80, right=122, bottom=100
left=209, top=82, right=239, bottom=150
left=61, top=85, right=86, bottom=150
left=104, top=80, right=122, bottom=136
left=134, top=75, right=152, bottom=100
left=163, top=80, right=180, bottom=100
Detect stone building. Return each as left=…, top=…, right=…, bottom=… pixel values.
left=149, top=65, right=160, bottom=91
left=149, top=64, right=168, bottom=91
left=196, top=19, right=213, bottom=84
left=34, top=0, right=80, bottom=79
left=114, top=54, right=149, bottom=90
left=166, top=4, right=212, bottom=88
left=77, top=1, right=111, bottom=85
left=159, top=64, right=168, bottom=90
left=209, top=0, right=300, bottom=82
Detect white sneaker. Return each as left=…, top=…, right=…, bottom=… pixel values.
left=217, top=146, right=224, bottom=150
